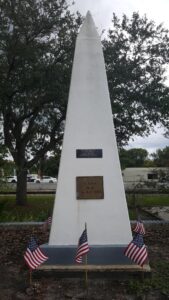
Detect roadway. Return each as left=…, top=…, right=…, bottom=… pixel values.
left=27, top=182, right=57, bottom=192
left=1, top=182, right=57, bottom=193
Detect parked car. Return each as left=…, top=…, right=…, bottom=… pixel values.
left=6, top=176, right=17, bottom=183
left=35, top=176, right=57, bottom=183
left=27, top=174, right=40, bottom=183
left=27, top=175, right=57, bottom=183
left=37, top=176, right=57, bottom=183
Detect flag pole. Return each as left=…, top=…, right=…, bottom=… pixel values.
left=29, top=269, right=32, bottom=286
left=85, top=222, right=88, bottom=288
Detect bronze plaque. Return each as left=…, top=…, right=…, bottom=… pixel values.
left=76, top=176, right=104, bottom=199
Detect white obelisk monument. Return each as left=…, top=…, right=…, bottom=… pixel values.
left=42, top=11, right=132, bottom=265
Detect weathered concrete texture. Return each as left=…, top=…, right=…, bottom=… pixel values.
left=37, top=264, right=151, bottom=280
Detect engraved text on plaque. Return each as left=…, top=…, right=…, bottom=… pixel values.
left=76, top=176, right=104, bottom=199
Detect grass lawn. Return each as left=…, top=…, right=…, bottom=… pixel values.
left=0, top=195, right=54, bottom=222
left=127, top=193, right=169, bottom=207
left=0, top=193, right=169, bottom=222
left=127, top=194, right=169, bottom=220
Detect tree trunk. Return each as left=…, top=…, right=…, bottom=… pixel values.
left=38, top=155, right=46, bottom=179
left=16, top=168, right=27, bottom=206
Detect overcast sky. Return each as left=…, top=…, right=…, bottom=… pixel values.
left=71, top=0, right=169, bottom=34
left=70, top=0, right=169, bottom=154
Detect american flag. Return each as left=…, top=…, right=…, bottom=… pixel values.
left=75, top=228, right=89, bottom=263
left=24, top=237, right=48, bottom=270
left=124, top=233, right=148, bottom=267
left=133, top=220, right=145, bottom=235
left=43, top=216, right=52, bottom=231
left=46, top=216, right=52, bottom=225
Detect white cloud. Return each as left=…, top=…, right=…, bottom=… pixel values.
left=71, top=0, right=169, bottom=31
left=126, top=128, right=169, bottom=154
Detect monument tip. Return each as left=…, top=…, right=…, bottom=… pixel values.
left=86, top=10, right=92, bottom=18
left=78, top=10, right=99, bottom=39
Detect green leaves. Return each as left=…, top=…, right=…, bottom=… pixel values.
left=0, top=0, right=82, bottom=204
left=119, top=148, right=148, bottom=169
left=151, top=146, right=169, bottom=167
left=103, top=12, right=169, bottom=146
left=0, top=0, right=82, bottom=168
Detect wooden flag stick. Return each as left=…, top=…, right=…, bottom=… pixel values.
left=85, top=254, right=88, bottom=288
left=29, top=270, right=32, bottom=286
left=85, top=222, right=88, bottom=288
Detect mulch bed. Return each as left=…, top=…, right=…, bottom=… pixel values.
left=0, top=223, right=169, bottom=300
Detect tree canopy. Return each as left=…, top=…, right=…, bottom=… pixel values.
left=119, top=148, right=149, bottom=169
left=103, top=12, right=169, bottom=146
left=1, top=5, right=169, bottom=205
left=0, top=0, right=82, bottom=204
left=151, top=146, right=169, bottom=167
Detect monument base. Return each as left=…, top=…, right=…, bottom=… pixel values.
left=37, top=264, right=151, bottom=280
left=40, top=244, right=149, bottom=266
left=37, top=263, right=151, bottom=275
left=37, top=245, right=151, bottom=279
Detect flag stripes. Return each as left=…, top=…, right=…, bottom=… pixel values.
left=75, top=242, right=89, bottom=263
left=133, top=221, right=145, bottom=235
left=24, top=237, right=48, bottom=270
left=46, top=216, right=52, bottom=225
left=124, top=233, right=148, bottom=267
left=75, top=228, right=89, bottom=263
left=43, top=216, right=52, bottom=231
left=124, top=242, right=148, bottom=266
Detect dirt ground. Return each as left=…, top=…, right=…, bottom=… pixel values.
left=0, top=223, right=169, bottom=300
